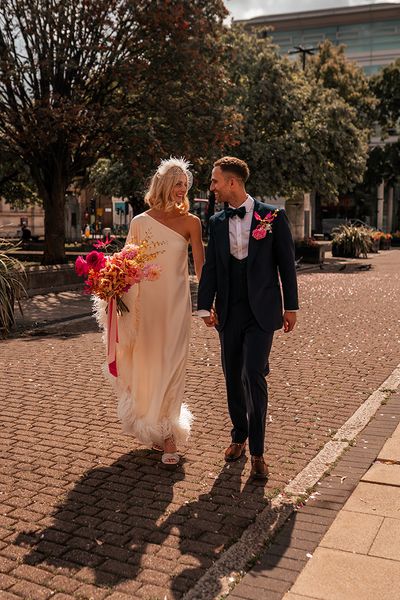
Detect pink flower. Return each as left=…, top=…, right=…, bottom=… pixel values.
left=86, top=250, right=106, bottom=271
left=93, top=240, right=107, bottom=249
left=120, top=244, right=139, bottom=260
left=252, top=226, right=267, bottom=240
left=126, top=265, right=144, bottom=285
left=75, top=256, right=89, bottom=277
left=143, top=264, right=162, bottom=281
left=84, top=280, right=93, bottom=294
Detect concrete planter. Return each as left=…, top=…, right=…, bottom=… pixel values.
left=379, top=238, right=391, bottom=250
left=369, top=239, right=380, bottom=253
left=295, top=244, right=325, bottom=264
left=25, top=263, right=83, bottom=297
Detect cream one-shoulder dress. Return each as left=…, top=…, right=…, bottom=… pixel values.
left=99, top=212, right=193, bottom=446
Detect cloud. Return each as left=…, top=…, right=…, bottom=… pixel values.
left=225, top=0, right=395, bottom=20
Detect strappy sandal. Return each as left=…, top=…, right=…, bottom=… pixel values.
left=161, top=452, right=180, bottom=465
left=152, top=444, right=163, bottom=452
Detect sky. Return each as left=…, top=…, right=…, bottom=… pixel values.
left=225, top=0, right=400, bottom=20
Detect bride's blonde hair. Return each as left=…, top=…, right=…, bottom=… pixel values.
left=145, top=157, right=192, bottom=214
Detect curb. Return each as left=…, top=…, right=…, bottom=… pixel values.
left=15, top=313, right=95, bottom=337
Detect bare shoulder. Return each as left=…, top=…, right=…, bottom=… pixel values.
left=185, top=212, right=202, bottom=228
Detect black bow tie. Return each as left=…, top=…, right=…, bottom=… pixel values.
left=225, top=206, right=246, bottom=219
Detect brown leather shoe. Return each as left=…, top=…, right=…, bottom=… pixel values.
left=224, top=442, right=246, bottom=462
left=250, top=455, right=269, bottom=480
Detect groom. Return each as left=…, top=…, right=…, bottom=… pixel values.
left=198, top=157, right=298, bottom=479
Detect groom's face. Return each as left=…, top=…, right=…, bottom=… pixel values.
left=210, top=167, right=231, bottom=203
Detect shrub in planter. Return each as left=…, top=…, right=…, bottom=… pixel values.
left=379, top=233, right=392, bottom=250
left=331, top=225, right=372, bottom=258
left=295, top=238, right=325, bottom=264
left=370, top=231, right=385, bottom=252
left=0, top=240, right=27, bottom=337
left=392, top=231, right=400, bottom=246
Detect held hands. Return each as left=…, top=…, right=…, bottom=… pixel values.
left=202, top=307, right=219, bottom=328
left=283, top=311, right=297, bottom=333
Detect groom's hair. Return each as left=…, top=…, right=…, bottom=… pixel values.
left=214, top=156, right=250, bottom=183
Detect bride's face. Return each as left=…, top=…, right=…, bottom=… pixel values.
left=172, top=174, right=188, bottom=205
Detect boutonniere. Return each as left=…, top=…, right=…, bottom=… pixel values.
left=252, top=209, right=279, bottom=240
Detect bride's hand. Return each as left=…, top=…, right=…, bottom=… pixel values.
left=202, top=308, right=218, bottom=328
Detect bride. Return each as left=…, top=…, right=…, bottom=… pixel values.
left=101, top=158, right=204, bottom=465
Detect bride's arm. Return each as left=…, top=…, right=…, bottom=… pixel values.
left=188, top=215, right=205, bottom=281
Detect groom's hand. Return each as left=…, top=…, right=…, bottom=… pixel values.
left=202, top=308, right=218, bottom=328
left=283, top=311, right=297, bottom=333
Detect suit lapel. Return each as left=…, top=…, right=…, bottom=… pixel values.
left=247, top=198, right=262, bottom=270
left=215, top=212, right=230, bottom=270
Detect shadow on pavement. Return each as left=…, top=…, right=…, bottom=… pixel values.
left=14, top=450, right=286, bottom=598
left=298, top=257, right=374, bottom=275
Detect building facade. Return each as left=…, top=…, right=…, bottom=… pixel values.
left=240, top=2, right=400, bottom=75
left=0, top=198, right=44, bottom=239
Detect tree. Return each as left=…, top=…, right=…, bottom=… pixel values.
left=0, top=0, right=233, bottom=263
left=89, top=0, right=241, bottom=211
left=223, top=28, right=369, bottom=201
left=308, top=40, right=376, bottom=130
left=347, top=59, right=400, bottom=229
left=371, top=58, right=400, bottom=130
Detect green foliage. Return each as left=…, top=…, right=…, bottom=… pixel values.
left=371, top=58, right=400, bottom=129
left=223, top=27, right=369, bottom=200
left=362, top=59, right=400, bottom=193
left=308, top=40, right=377, bottom=129
left=362, top=140, right=400, bottom=193
left=0, top=142, right=39, bottom=206
left=331, top=224, right=372, bottom=258
left=88, top=0, right=241, bottom=203
left=0, top=239, right=26, bottom=337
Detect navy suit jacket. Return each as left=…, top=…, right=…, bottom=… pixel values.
left=197, top=199, right=299, bottom=332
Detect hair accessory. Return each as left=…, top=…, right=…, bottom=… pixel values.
left=156, top=156, right=193, bottom=190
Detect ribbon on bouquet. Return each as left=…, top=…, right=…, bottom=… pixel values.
left=107, top=297, right=119, bottom=377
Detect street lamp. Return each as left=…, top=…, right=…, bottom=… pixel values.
left=288, top=45, right=316, bottom=70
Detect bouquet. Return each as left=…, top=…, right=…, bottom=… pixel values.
left=75, top=241, right=161, bottom=314
left=75, top=239, right=161, bottom=377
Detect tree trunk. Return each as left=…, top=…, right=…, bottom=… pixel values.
left=36, top=169, right=68, bottom=265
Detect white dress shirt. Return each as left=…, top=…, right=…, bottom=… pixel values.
left=228, top=195, right=254, bottom=260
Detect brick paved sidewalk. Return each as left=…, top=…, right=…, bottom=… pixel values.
left=0, top=249, right=399, bottom=599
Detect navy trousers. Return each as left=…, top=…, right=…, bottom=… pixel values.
left=219, top=256, right=274, bottom=456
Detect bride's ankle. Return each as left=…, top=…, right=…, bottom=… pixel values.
left=164, top=436, right=177, bottom=452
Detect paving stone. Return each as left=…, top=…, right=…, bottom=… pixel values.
left=377, top=437, right=400, bottom=462
left=361, top=463, right=400, bottom=486
left=75, top=584, right=108, bottom=599
left=343, top=481, right=400, bottom=518
left=369, top=517, right=400, bottom=560
left=291, top=546, right=400, bottom=600
left=9, top=580, right=54, bottom=599
left=319, top=509, right=383, bottom=554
